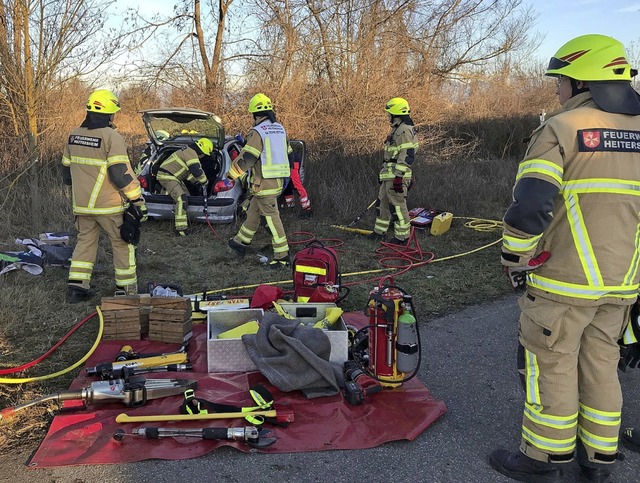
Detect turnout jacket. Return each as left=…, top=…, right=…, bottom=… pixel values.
left=379, top=120, right=418, bottom=181
left=228, top=118, right=292, bottom=197
left=62, top=126, right=141, bottom=215
left=157, top=146, right=207, bottom=185
left=502, top=92, right=640, bottom=305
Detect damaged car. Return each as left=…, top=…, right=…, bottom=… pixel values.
left=136, top=108, right=305, bottom=224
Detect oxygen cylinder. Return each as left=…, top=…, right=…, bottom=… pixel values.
left=396, top=312, right=418, bottom=373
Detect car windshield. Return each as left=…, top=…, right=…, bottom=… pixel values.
left=143, top=109, right=225, bottom=148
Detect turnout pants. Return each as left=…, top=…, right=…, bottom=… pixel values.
left=158, top=177, right=189, bottom=231
left=68, top=214, right=137, bottom=292
left=233, top=194, right=289, bottom=259
left=373, top=180, right=410, bottom=240
left=517, top=292, right=629, bottom=465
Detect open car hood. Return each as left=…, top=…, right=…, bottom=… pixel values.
left=141, top=108, right=225, bottom=150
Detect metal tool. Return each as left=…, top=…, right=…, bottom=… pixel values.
left=0, top=377, right=197, bottom=420
left=347, top=199, right=377, bottom=227
left=116, top=406, right=295, bottom=424
left=115, top=340, right=189, bottom=362
left=117, top=363, right=193, bottom=380
left=113, top=426, right=276, bottom=448
left=87, top=352, right=188, bottom=379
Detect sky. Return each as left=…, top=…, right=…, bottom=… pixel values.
left=529, top=0, right=640, bottom=62
left=109, top=0, right=640, bottom=68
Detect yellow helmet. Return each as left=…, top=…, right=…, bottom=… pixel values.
left=248, top=93, right=273, bottom=113
left=86, top=89, right=121, bottom=114
left=385, top=97, right=410, bottom=116
left=546, top=34, right=634, bottom=81
left=196, top=137, right=213, bottom=155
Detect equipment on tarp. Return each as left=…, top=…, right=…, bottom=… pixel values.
left=113, top=363, right=193, bottom=380
left=115, top=341, right=189, bottom=362
left=351, top=280, right=421, bottom=388
left=292, top=240, right=341, bottom=303
left=86, top=352, right=189, bottom=379
left=179, top=386, right=280, bottom=426
left=116, top=406, right=295, bottom=424
left=343, top=360, right=382, bottom=405
left=113, top=426, right=277, bottom=448
left=0, top=377, right=197, bottom=420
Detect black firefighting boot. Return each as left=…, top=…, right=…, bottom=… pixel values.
left=299, top=209, right=313, bottom=219
left=66, top=285, right=94, bottom=304
left=621, top=427, right=640, bottom=453
left=268, top=255, right=290, bottom=270
left=228, top=238, right=247, bottom=257
left=577, top=441, right=620, bottom=483
left=488, top=449, right=564, bottom=483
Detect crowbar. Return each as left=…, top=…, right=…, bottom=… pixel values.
left=330, top=225, right=373, bottom=235
left=347, top=199, right=377, bottom=227
left=116, top=407, right=294, bottom=424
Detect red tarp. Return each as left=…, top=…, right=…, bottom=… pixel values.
left=27, top=312, right=447, bottom=468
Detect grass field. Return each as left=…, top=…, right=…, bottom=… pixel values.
left=0, top=151, right=519, bottom=452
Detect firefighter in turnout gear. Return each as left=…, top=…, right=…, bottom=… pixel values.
left=226, top=93, right=292, bottom=269
left=156, top=137, right=211, bottom=236
left=370, top=97, right=418, bottom=244
left=490, top=34, right=640, bottom=483
left=62, top=89, right=146, bottom=303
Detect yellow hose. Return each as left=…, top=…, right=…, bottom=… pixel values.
left=0, top=306, right=104, bottom=384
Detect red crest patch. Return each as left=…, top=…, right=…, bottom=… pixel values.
left=582, top=131, right=600, bottom=149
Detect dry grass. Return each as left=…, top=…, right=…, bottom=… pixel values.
left=0, top=136, right=521, bottom=454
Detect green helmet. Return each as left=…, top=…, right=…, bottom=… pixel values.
left=86, top=89, right=121, bottom=114
left=196, top=137, right=213, bottom=155
left=545, top=34, right=634, bottom=81
left=385, top=97, right=410, bottom=116
left=248, top=93, right=273, bottom=113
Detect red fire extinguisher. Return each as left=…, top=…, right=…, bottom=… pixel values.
left=357, top=279, right=420, bottom=388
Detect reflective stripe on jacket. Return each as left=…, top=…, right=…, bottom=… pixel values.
left=62, top=126, right=141, bottom=215
left=157, top=147, right=207, bottom=185
left=379, top=121, right=418, bottom=181
left=502, top=92, right=640, bottom=304
left=228, top=119, right=291, bottom=197
left=253, top=121, right=290, bottom=179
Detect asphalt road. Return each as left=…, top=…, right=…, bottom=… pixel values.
left=2, top=295, right=640, bottom=482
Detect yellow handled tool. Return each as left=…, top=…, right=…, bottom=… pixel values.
left=87, top=352, right=188, bottom=379
left=116, top=406, right=294, bottom=424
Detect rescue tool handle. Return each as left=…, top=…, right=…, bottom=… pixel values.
left=202, top=428, right=229, bottom=440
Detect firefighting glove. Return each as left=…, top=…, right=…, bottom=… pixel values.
left=619, top=300, right=640, bottom=372
left=393, top=176, right=404, bottom=193
left=501, top=251, right=551, bottom=291
left=131, top=198, right=148, bottom=223
left=120, top=205, right=141, bottom=245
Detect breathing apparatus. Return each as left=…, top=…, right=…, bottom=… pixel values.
left=351, top=279, right=421, bottom=388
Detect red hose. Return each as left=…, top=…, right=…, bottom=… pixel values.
left=0, top=311, right=97, bottom=375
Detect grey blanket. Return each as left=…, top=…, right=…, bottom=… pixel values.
left=242, top=312, right=344, bottom=398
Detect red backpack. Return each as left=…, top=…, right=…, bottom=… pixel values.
left=292, top=240, right=341, bottom=303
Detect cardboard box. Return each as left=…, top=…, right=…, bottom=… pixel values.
left=206, top=304, right=349, bottom=373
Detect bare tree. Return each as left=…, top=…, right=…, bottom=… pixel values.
left=120, top=0, right=238, bottom=112
left=0, top=0, right=133, bottom=228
